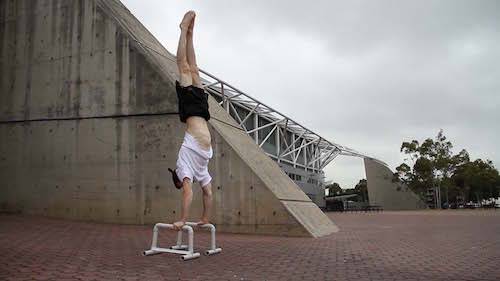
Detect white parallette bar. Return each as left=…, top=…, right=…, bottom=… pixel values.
left=143, top=222, right=222, bottom=261
left=142, top=223, right=200, bottom=261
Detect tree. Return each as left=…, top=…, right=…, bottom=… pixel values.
left=354, top=179, right=369, bottom=202
left=393, top=130, right=500, bottom=205
left=326, top=182, right=342, bottom=196
left=393, top=130, right=459, bottom=199
left=452, top=159, right=500, bottom=202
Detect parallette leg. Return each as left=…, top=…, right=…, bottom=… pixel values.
left=171, top=231, right=188, bottom=250
left=185, top=222, right=222, bottom=256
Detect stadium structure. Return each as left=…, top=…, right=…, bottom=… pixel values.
left=198, top=69, right=372, bottom=208
left=0, top=0, right=426, bottom=238
left=198, top=70, right=426, bottom=211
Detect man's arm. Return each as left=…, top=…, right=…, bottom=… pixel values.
left=173, top=180, right=193, bottom=229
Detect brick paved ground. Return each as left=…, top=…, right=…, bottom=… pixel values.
left=1, top=210, right=499, bottom=281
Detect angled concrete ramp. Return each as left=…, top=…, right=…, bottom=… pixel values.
left=0, top=0, right=338, bottom=237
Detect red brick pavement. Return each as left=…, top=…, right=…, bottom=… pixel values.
left=1, top=210, right=499, bottom=281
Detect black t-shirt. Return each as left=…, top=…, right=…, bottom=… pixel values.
left=176, top=81, right=210, bottom=123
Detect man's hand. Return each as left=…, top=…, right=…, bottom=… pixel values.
left=196, top=218, right=210, bottom=226
left=173, top=220, right=186, bottom=230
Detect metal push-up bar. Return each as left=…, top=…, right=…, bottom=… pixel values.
left=143, top=222, right=222, bottom=261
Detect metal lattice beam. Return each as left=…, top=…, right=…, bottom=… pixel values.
left=199, top=69, right=386, bottom=174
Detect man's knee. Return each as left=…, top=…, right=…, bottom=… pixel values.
left=202, top=184, right=212, bottom=197
left=177, top=57, right=191, bottom=72
left=190, top=67, right=202, bottom=87
left=189, top=64, right=199, bottom=74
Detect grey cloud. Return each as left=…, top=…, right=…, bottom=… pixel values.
left=122, top=0, right=500, bottom=188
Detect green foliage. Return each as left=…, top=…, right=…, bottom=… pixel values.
left=326, top=180, right=369, bottom=203
left=394, top=129, right=500, bottom=203
left=452, top=159, right=500, bottom=201
left=354, top=179, right=369, bottom=202
left=326, top=182, right=342, bottom=196
left=394, top=130, right=454, bottom=197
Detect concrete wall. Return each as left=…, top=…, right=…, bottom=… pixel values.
left=364, top=158, right=427, bottom=210
left=0, top=0, right=338, bottom=237
left=279, top=163, right=326, bottom=208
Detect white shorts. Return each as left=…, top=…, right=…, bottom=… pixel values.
left=175, top=132, right=213, bottom=187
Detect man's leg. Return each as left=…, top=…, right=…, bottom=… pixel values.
left=186, top=12, right=202, bottom=88
left=197, top=182, right=213, bottom=225
left=177, top=11, right=194, bottom=87
left=173, top=178, right=193, bottom=230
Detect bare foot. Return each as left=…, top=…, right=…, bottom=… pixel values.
left=196, top=218, right=210, bottom=226
left=180, top=11, right=195, bottom=30
left=173, top=220, right=185, bottom=230
left=188, top=12, right=196, bottom=34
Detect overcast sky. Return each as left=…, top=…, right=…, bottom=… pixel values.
left=122, top=0, right=500, bottom=189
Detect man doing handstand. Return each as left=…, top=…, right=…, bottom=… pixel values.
left=168, top=11, right=213, bottom=230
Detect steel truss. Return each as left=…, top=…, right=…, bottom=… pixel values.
left=199, top=70, right=382, bottom=174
